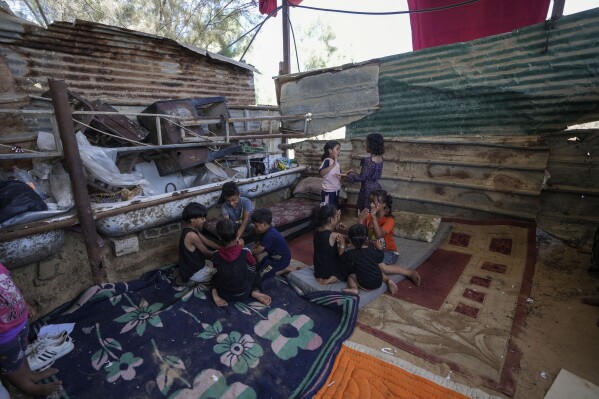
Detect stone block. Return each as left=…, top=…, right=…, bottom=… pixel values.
left=143, top=223, right=181, bottom=240
left=110, top=235, right=140, bottom=257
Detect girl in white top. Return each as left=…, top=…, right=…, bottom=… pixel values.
left=319, top=140, right=342, bottom=207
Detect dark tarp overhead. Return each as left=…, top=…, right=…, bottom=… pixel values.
left=408, top=0, right=550, bottom=50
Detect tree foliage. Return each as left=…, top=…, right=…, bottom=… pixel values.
left=295, top=17, right=348, bottom=73
left=8, top=0, right=260, bottom=57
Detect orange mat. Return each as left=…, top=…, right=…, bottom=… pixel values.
left=314, top=345, right=469, bottom=399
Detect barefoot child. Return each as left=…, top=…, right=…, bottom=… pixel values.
left=340, top=224, right=398, bottom=295
left=319, top=140, right=343, bottom=208
left=0, top=263, right=62, bottom=396
left=312, top=204, right=349, bottom=285
left=358, top=189, right=421, bottom=286
left=211, top=219, right=271, bottom=307
left=251, top=208, right=291, bottom=279
left=176, top=202, right=220, bottom=286
left=219, top=181, right=253, bottom=244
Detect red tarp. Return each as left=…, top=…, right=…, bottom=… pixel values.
left=408, top=0, right=551, bottom=50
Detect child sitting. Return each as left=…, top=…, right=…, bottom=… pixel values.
left=251, top=208, right=292, bottom=279
left=0, top=263, right=62, bottom=397
left=219, top=181, right=253, bottom=244
left=358, top=189, right=421, bottom=286
left=312, top=204, right=349, bottom=285
left=176, top=202, right=220, bottom=286
left=340, top=224, right=398, bottom=295
left=211, top=218, right=272, bottom=307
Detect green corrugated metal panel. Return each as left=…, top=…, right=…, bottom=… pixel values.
left=348, top=9, right=599, bottom=138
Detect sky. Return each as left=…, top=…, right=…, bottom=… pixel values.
left=244, top=0, right=599, bottom=105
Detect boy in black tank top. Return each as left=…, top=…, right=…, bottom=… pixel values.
left=176, top=203, right=220, bottom=286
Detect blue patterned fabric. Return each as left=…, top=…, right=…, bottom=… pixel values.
left=31, top=269, right=358, bottom=398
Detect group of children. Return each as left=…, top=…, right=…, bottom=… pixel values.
left=315, top=133, right=421, bottom=293
left=178, top=133, right=420, bottom=309
left=0, top=134, right=416, bottom=398
left=177, top=181, right=291, bottom=308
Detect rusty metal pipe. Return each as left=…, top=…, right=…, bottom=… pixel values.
left=48, top=79, right=107, bottom=283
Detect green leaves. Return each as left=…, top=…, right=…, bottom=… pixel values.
left=17, top=0, right=259, bottom=57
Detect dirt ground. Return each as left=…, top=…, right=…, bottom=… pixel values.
left=349, top=226, right=599, bottom=399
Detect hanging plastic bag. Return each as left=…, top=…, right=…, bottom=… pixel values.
left=75, top=132, right=154, bottom=196
left=49, top=162, right=74, bottom=210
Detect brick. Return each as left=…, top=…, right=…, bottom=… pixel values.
left=110, top=235, right=140, bottom=257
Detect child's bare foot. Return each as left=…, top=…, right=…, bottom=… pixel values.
left=32, top=367, right=59, bottom=382
left=251, top=291, right=272, bottom=306
left=214, top=297, right=228, bottom=307
left=409, top=271, right=421, bottom=287
left=342, top=288, right=359, bottom=295
left=316, top=276, right=339, bottom=285
left=386, top=280, right=398, bottom=294
left=32, top=380, right=62, bottom=396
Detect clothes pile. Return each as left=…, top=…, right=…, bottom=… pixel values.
left=26, top=330, right=74, bottom=372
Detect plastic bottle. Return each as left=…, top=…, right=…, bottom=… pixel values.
left=12, top=166, right=48, bottom=199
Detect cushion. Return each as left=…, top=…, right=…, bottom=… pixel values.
left=202, top=198, right=319, bottom=237
left=293, top=177, right=323, bottom=195
left=286, top=222, right=453, bottom=308
left=392, top=210, right=442, bottom=243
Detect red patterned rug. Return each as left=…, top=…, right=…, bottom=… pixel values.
left=356, top=219, right=536, bottom=397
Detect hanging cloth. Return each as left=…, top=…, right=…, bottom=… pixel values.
left=408, top=0, right=550, bottom=50
left=258, top=0, right=303, bottom=16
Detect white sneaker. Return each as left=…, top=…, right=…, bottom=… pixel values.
left=26, top=331, right=69, bottom=356
left=27, top=335, right=74, bottom=372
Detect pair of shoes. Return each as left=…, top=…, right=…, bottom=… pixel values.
left=25, top=331, right=69, bottom=357
left=27, top=334, right=74, bottom=372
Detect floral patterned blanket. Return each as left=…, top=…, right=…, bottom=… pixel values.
left=32, top=269, right=358, bottom=399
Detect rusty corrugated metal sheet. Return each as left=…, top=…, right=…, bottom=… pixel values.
left=0, top=12, right=256, bottom=107
left=348, top=9, right=599, bottom=137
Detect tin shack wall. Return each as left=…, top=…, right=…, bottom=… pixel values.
left=0, top=12, right=256, bottom=108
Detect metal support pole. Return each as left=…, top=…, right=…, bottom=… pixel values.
left=48, top=79, right=107, bottom=283
left=282, top=0, right=291, bottom=75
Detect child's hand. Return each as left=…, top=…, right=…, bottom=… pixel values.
left=358, top=208, right=369, bottom=223
left=26, top=302, right=36, bottom=320
left=237, top=238, right=245, bottom=246
left=373, top=239, right=383, bottom=250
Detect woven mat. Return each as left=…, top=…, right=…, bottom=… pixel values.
left=355, top=219, right=536, bottom=397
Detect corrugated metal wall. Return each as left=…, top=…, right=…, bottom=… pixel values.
left=277, top=9, right=599, bottom=138
left=0, top=11, right=256, bottom=107
left=348, top=8, right=599, bottom=137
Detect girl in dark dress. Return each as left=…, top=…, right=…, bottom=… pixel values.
left=312, top=204, right=348, bottom=284
left=347, top=133, right=385, bottom=213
